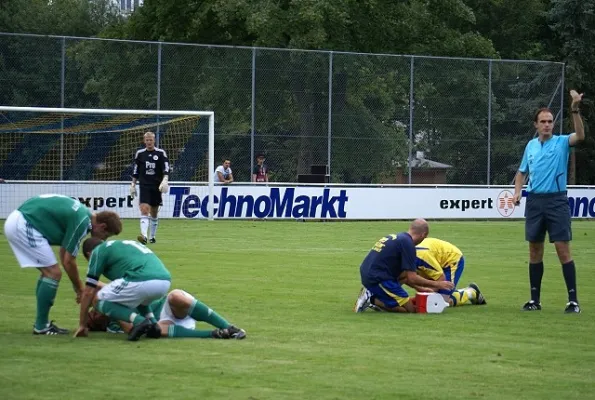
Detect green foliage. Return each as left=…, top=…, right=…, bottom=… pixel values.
left=549, top=0, right=595, bottom=184
left=463, top=0, right=552, bottom=60
left=0, top=0, right=122, bottom=36
left=3, top=0, right=594, bottom=183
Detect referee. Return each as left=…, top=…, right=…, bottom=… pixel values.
left=130, top=131, right=170, bottom=245
left=513, top=90, right=584, bottom=313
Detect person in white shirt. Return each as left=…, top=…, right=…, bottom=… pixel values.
left=213, top=159, right=233, bottom=184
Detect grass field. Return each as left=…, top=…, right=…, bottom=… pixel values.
left=1, top=219, right=595, bottom=400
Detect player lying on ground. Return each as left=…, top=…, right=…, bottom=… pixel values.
left=74, top=237, right=172, bottom=341
left=86, top=287, right=246, bottom=340
left=3, top=194, right=122, bottom=335
left=354, top=219, right=455, bottom=313
left=413, top=238, right=487, bottom=307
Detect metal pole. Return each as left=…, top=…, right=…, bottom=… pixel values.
left=560, top=63, right=565, bottom=133
left=208, top=112, right=215, bottom=220
left=408, top=56, right=414, bottom=184
left=156, top=42, right=162, bottom=145
left=487, top=60, right=492, bottom=185
left=60, top=37, right=65, bottom=180
left=327, top=51, right=333, bottom=180
left=250, top=47, right=256, bottom=179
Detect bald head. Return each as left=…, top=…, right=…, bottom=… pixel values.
left=408, top=218, right=429, bottom=244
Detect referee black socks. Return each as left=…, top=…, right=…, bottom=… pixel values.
left=529, top=262, right=544, bottom=302
left=562, top=260, right=578, bottom=303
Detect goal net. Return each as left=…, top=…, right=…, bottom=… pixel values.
left=0, top=106, right=216, bottom=219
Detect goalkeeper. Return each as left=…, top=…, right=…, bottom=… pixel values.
left=130, top=131, right=169, bottom=245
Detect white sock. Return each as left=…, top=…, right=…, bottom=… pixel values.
left=140, top=216, right=149, bottom=238
left=149, top=217, right=158, bottom=240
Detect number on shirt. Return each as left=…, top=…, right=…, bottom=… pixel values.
left=122, top=240, right=153, bottom=254
left=105, top=240, right=153, bottom=254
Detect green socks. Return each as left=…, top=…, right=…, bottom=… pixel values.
left=35, top=277, right=59, bottom=330
left=167, top=325, right=213, bottom=338
left=188, top=299, right=230, bottom=329
left=96, top=300, right=145, bottom=325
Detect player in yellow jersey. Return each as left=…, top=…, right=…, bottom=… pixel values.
left=414, top=238, right=487, bottom=307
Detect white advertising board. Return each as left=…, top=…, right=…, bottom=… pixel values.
left=1, top=183, right=595, bottom=219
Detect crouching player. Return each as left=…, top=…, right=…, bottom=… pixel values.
left=354, top=219, right=455, bottom=313
left=87, top=288, right=246, bottom=340
left=414, top=238, right=487, bottom=306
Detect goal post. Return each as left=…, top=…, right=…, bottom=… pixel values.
left=0, top=106, right=216, bottom=220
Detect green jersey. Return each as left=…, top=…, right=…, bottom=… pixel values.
left=18, top=194, right=92, bottom=256
left=86, top=240, right=171, bottom=284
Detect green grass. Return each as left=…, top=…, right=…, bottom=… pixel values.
left=1, top=220, right=595, bottom=400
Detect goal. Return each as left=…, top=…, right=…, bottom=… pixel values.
left=0, top=106, right=216, bottom=220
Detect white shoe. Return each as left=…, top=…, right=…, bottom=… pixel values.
left=353, top=287, right=372, bottom=313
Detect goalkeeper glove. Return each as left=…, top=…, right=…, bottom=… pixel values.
left=130, top=183, right=137, bottom=199
left=159, top=176, right=169, bottom=193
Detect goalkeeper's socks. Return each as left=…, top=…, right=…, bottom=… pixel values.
left=35, top=277, right=59, bottom=331
left=149, top=217, right=158, bottom=240
left=529, top=262, right=544, bottom=302
left=562, top=260, right=578, bottom=303
left=140, top=216, right=149, bottom=238
left=449, top=288, right=474, bottom=306
left=188, top=299, right=231, bottom=329
left=97, top=300, right=145, bottom=325
left=167, top=325, right=213, bottom=338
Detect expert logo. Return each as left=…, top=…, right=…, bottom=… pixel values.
left=497, top=190, right=516, bottom=217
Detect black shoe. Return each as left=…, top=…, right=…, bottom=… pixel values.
left=522, top=300, right=542, bottom=311
left=33, top=320, right=69, bottom=335
left=211, top=325, right=247, bottom=340
left=564, top=301, right=581, bottom=314
left=127, top=319, right=154, bottom=341
left=469, top=283, right=487, bottom=305
left=145, top=323, right=162, bottom=339
left=149, top=238, right=156, bottom=244
left=137, top=235, right=148, bottom=245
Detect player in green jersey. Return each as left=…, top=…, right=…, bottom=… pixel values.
left=74, top=237, right=173, bottom=341
left=86, top=287, right=246, bottom=340
left=4, top=194, right=122, bottom=335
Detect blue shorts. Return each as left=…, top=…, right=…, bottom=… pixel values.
left=366, top=280, right=410, bottom=308
left=439, top=256, right=465, bottom=296
left=525, top=192, right=571, bottom=243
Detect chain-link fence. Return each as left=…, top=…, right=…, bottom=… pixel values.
left=0, top=32, right=565, bottom=184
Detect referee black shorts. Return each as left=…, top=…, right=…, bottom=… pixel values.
left=525, top=192, right=571, bottom=243
left=139, top=184, right=162, bottom=207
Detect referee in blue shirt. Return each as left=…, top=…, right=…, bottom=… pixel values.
left=513, top=90, right=585, bottom=313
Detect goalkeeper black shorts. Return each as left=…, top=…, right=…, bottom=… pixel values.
left=139, top=184, right=163, bottom=207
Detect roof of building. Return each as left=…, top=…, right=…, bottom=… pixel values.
left=409, top=157, right=452, bottom=169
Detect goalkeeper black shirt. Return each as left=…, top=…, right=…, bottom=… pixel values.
left=132, top=147, right=169, bottom=186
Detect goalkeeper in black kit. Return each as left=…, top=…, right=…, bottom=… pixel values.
left=130, top=131, right=170, bottom=244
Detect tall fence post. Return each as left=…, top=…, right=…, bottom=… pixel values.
left=408, top=56, right=415, bottom=184
left=60, top=37, right=66, bottom=180
left=560, top=63, right=565, bottom=134
left=487, top=60, right=492, bottom=185
left=327, top=51, right=333, bottom=180
left=156, top=41, right=162, bottom=146
left=250, top=47, right=256, bottom=176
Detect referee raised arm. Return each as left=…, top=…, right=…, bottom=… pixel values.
left=130, top=131, right=170, bottom=245
left=513, top=90, right=585, bottom=313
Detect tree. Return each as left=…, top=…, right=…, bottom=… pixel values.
left=549, top=0, right=595, bottom=184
